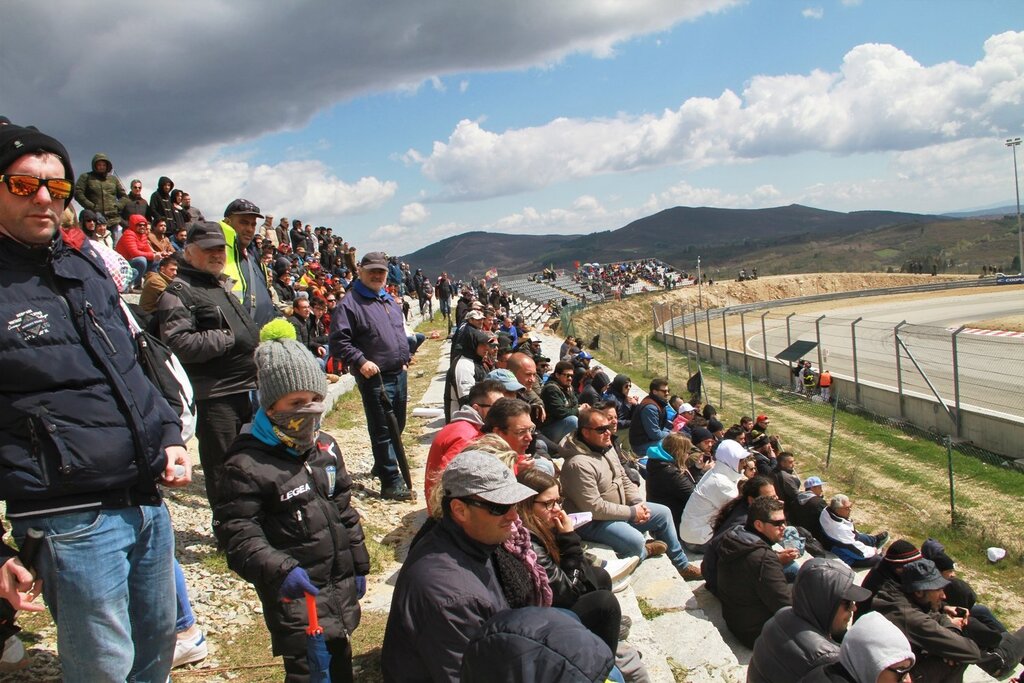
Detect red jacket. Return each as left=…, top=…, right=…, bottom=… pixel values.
left=424, top=409, right=484, bottom=510
left=116, top=228, right=155, bottom=262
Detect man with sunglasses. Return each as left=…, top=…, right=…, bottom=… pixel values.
left=562, top=407, right=703, bottom=580
left=0, top=125, right=191, bottom=681
left=539, top=360, right=580, bottom=443
left=382, top=450, right=535, bottom=682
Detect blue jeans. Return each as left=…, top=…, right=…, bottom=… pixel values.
left=576, top=501, right=691, bottom=570
left=175, top=558, right=195, bottom=632
left=540, top=415, right=578, bottom=443
left=128, top=256, right=147, bottom=288
left=355, top=370, right=407, bottom=487
left=11, top=504, right=176, bottom=682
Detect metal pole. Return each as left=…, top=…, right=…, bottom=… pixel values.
left=851, top=317, right=862, bottom=405
left=1006, top=137, right=1022, bottom=275
left=721, top=307, right=730, bottom=370
left=825, top=386, right=839, bottom=469
left=894, top=320, right=906, bottom=419
left=693, top=303, right=702, bottom=360
left=814, top=315, right=826, bottom=372
left=740, top=310, right=749, bottom=373
left=697, top=256, right=703, bottom=308
left=664, top=325, right=670, bottom=381
left=669, top=305, right=677, bottom=354
left=785, top=313, right=795, bottom=378
left=895, top=333, right=957, bottom=427
left=946, top=436, right=956, bottom=526
left=761, top=311, right=770, bottom=380
left=705, top=308, right=713, bottom=363
left=951, top=325, right=964, bottom=438
left=651, top=304, right=659, bottom=336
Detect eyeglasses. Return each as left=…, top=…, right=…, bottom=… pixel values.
left=584, top=424, right=613, bottom=434
left=326, top=298, right=336, bottom=303
left=508, top=427, right=536, bottom=438
left=473, top=402, right=493, bottom=409
left=887, top=663, right=913, bottom=675
left=763, top=518, right=787, bottom=527
left=458, top=497, right=513, bottom=516
left=534, top=497, right=564, bottom=511
left=0, top=174, right=73, bottom=200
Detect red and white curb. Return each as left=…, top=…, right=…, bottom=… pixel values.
left=948, top=327, right=1024, bottom=338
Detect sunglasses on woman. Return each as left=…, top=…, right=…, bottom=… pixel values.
left=0, top=174, right=73, bottom=200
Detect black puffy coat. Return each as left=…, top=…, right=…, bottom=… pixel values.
left=528, top=529, right=610, bottom=608
left=0, top=235, right=182, bottom=523
left=213, top=431, right=369, bottom=656
left=717, top=526, right=792, bottom=648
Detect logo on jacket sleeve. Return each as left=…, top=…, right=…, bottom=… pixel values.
left=7, top=309, right=51, bottom=341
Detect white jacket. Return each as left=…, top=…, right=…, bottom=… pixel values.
left=678, top=439, right=745, bottom=544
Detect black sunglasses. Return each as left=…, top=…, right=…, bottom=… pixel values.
left=585, top=424, right=613, bottom=434
left=458, top=497, right=513, bottom=516
left=763, top=518, right=787, bottom=527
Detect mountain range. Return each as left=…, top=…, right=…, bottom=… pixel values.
left=401, top=203, right=1023, bottom=280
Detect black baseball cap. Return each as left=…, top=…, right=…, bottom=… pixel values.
left=359, top=252, right=389, bottom=271
left=187, top=221, right=227, bottom=249
left=223, top=198, right=263, bottom=218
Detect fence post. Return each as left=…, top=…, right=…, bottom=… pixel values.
left=721, top=307, right=730, bottom=370
left=785, top=313, right=795, bottom=377
left=946, top=436, right=956, bottom=526
left=760, top=311, right=771, bottom=380
left=664, top=325, right=670, bottom=382
left=669, top=305, right=677, bottom=354
left=894, top=320, right=907, bottom=419
left=951, top=326, right=964, bottom=438
left=693, top=304, right=702, bottom=360
left=825, top=386, right=839, bottom=469
left=705, top=309, right=713, bottom=363
left=851, top=317, right=862, bottom=405
left=815, top=314, right=826, bottom=372
left=740, top=310, right=749, bottom=373
left=651, top=304, right=659, bottom=336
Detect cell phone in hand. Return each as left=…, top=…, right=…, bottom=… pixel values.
left=567, top=512, right=592, bottom=528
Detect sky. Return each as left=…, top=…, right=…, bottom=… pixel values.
left=2, top=1, right=1023, bottom=257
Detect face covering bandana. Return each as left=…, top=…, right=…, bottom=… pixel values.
left=268, top=400, right=326, bottom=452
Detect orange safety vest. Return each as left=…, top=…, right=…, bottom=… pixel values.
left=818, top=371, right=832, bottom=387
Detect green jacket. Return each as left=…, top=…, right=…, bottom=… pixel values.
left=74, top=154, right=127, bottom=225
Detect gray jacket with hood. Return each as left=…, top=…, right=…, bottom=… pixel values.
left=747, top=558, right=858, bottom=682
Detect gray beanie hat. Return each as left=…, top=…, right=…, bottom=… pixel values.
left=255, top=336, right=328, bottom=411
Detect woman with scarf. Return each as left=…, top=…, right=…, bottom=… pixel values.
left=214, top=320, right=368, bottom=682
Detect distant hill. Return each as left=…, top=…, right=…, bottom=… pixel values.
left=942, top=204, right=1018, bottom=218
left=401, top=203, right=951, bottom=280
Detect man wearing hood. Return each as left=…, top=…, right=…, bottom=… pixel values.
left=445, top=327, right=495, bottom=420
left=872, top=558, right=1024, bottom=681
left=74, top=153, right=127, bottom=229
left=717, top=496, right=792, bottom=648
left=749, top=558, right=873, bottom=681
left=424, top=379, right=506, bottom=508
left=604, top=373, right=637, bottom=430
left=679, top=438, right=747, bottom=552
left=562, top=407, right=702, bottom=580
left=149, top=176, right=175, bottom=225
left=799, top=612, right=915, bottom=683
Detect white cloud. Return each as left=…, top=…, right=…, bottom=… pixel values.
left=411, top=31, right=1024, bottom=200
left=130, top=148, right=397, bottom=226
left=802, top=7, right=824, bottom=19
left=459, top=80, right=470, bottom=93
left=841, top=0, right=862, bottom=6
left=2, top=0, right=741, bottom=171
left=399, top=202, right=430, bottom=225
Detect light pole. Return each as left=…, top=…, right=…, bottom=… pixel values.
left=696, top=255, right=703, bottom=308
left=1006, top=137, right=1022, bottom=275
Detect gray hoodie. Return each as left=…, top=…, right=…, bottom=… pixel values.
left=839, top=612, right=915, bottom=682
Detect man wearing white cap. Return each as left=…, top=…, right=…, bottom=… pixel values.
left=382, top=451, right=536, bottom=681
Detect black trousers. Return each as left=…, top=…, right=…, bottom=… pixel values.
left=282, top=637, right=353, bottom=683
left=195, top=392, right=253, bottom=504
left=571, top=589, right=620, bottom=656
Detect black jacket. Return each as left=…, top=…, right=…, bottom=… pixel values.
left=0, top=236, right=182, bottom=527
left=213, top=431, right=368, bottom=656
left=289, top=313, right=327, bottom=355
left=717, top=526, right=791, bottom=648
left=528, top=529, right=609, bottom=608
left=156, top=263, right=259, bottom=400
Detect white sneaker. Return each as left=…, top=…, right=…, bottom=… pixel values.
left=606, top=556, right=641, bottom=592
left=0, top=635, right=26, bottom=671
left=172, top=630, right=208, bottom=668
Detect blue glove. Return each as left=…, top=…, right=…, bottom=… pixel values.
left=355, top=575, right=367, bottom=599
left=279, top=567, right=318, bottom=601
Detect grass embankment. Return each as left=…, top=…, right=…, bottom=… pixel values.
left=592, top=331, right=1024, bottom=624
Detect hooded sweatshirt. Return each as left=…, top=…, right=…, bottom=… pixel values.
left=73, top=153, right=126, bottom=225
left=716, top=524, right=791, bottom=648
left=679, top=439, right=745, bottom=544
left=148, top=176, right=175, bottom=224
left=604, top=373, right=635, bottom=429
left=748, top=558, right=864, bottom=682
left=839, top=612, right=915, bottom=683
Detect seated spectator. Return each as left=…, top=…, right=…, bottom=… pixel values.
left=446, top=328, right=495, bottom=419
left=148, top=216, right=175, bottom=262
left=717, top=496, right=792, bottom=648
left=798, top=611, right=915, bottom=683
left=749, top=433, right=777, bottom=476
left=481, top=398, right=551, bottom=475
left=820, top=495, right=888, bottom=569
left=139, top=255, right=179, bottom=314
left=539, top=360, right=580, bottom=443
left=670, top=401, right=697, bottom=433
left=857, top=540, right=923, bottom=618
left=773, top=452, right=802, bottom=515
left=288, top=296, right=329, bottom=367
left=790, top=476, right=830, bottom=547
left=579, top=370, right=610, bottom=407
left=872, top=559, right=1024, bottom=681
left=484, top=368, right=524, bottom=398
left=115, top=214, right=156, bottom=289
left=381, top=450, right=538, bottom=681
left=750, top=558, right=873, bottom=682
left=702, top=476, right=785, bottom=596
left=678, top=439, right=747, bottom=553
left=516, top=468, right=623, bottom=656
left=921, top=539, right=1008, bottom=647
left=645, top=433, right=707, bottom=531
left=628, top=378, right=671, bottom=456
left=561, top=406, right=702, bottom=580
left=603, top=374, right=637, bottom=430
left=424, top=379, right=506, bottom=509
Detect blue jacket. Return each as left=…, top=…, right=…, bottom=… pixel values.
left=329, top=279, right=409, bottom=374
left=628, top=394, right=669, bottom=456
left=0, top=235, right=183, bottom=539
